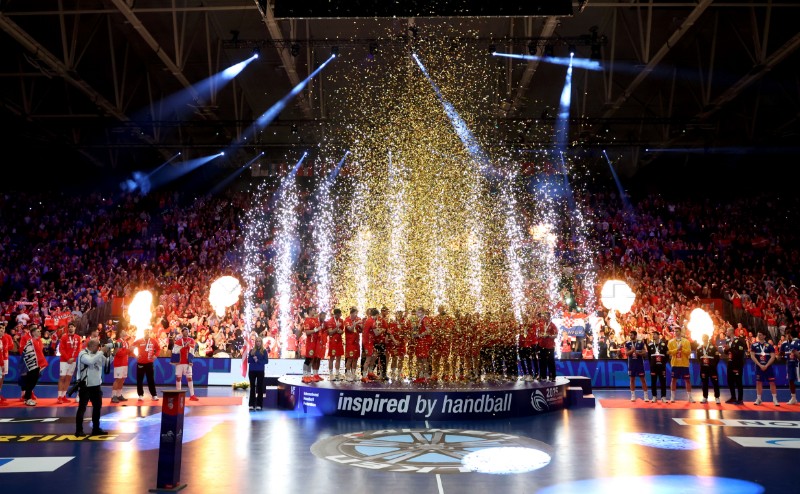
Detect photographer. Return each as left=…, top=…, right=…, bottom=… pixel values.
left=74, top=339, right=111, bottom=437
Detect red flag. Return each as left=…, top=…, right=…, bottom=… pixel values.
left=241, top=330, right=251, bottom=377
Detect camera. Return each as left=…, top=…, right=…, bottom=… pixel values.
left=67, top=377, right=84, bottom=397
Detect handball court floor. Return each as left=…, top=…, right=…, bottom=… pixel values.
left=0, top=384, right=797, bottom=494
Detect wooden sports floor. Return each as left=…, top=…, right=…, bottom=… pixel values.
left=0, top=384, right=796, bottom=493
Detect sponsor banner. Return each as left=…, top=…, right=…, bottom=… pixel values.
left=674, top=418, right=800, bottom=428
left=279, top=381, right=565, bottom=420
left=6, top=356, right=231, bottom=386
left=0, top=434, right=135, bottom=442
left=0, top=456, right=74, bottom=473
left=728, top=436, right=800, bottom=449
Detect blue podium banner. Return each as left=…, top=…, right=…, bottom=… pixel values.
left=5, top=355, right=232, bottom=386
left=277, top=376, right=567, bottom=420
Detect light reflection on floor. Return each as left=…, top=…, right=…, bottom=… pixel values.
left=536, top=475, right=764, bottom=494
left=0, top=387, right=794, bottom=493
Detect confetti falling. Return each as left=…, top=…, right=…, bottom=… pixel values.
left=240, top=30, right=604, bottom=354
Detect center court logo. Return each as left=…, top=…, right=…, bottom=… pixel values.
left=531, top=390, right=549, bottom=411
left=311, top=428, right=552, bottom=474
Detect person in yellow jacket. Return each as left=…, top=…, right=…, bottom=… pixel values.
left=668, top=327, right=695, bottom=403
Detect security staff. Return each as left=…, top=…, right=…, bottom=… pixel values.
left=75, top=339, right=111, bottom=437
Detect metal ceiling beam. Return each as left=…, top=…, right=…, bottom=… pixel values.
left=0, top=11, right=165, bottom=158
left=255, top=0, right=314, bottom=119
left=508, top=16, right=559, bottom=115
left=601, top=0, right=713, bottom=119
left=109, top=0, right=201, bottom=104
left=698, top=32, right=800, bottom=120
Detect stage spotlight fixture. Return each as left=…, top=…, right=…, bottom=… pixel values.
left=290, top=43, right=300, bottom=57
left=252, top=46, right=261, bottom=58
left=528, top=42, right=537, bottom=56
left=489, top=44, right=497, bottom=55
left=331, top=46, right=339, bottom=56
left=544, top=44, right=554, bottom=58
left=568, top=44, right=576, bottom=57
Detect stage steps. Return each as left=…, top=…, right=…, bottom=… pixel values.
left=566, top=376, right=596, bottom=408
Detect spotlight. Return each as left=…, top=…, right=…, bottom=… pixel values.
left=290, top=43, right=300, bottom=57
left=330, top=46, right=339, bottom=57
left=544, top=44, right=554, bottom=58
left=568, top=44, right=576, bottom=57
left=252, top=46, right=261, bottom=58
left=489, top=44, right=497, bottom=55
left=528, top=42, right=537, bottom=56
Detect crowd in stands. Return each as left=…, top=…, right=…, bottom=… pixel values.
left=1, top=186, right=798, bottom=361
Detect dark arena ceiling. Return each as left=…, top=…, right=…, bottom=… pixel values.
left=0, top=1, right=798, bottom=188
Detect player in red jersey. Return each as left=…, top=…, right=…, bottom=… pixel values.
left=361, top=309, right=381, bottom=382
left=344, top=308, right=362, bottom=382
left=431, top=306, right=455, bottom=382
left=413, top=307, right=433, bottom=383
left=132, top=327, right=161, bottom=401
left=537, top=313, right=558, bottom=381
left=56, top=322, right=82, bottom=403
left=110, top=328, right=131, bottom=403
left=172, top=327, right=199, bottom=401
left=0, top=322, right=12, bottom=404
left=302, top=308, right=321, bottom=383
left=313, top=311, right=328, bottom=381
left=386, top=310, right=407, bottom=382
left=325, top=309, right=345, bottom=381
left=375, top=307, right=391, bottom=381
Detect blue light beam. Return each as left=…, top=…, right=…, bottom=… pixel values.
left=493, top=51, right=602, bottom=71
left=602, top=150, right=632, bottom=212
left=209, top=152, right=264, bottom=196
left=254, top=55, right=336, bottom=130
left=412, top=53, right=500, bottom=180
left=325, top=150, right=350, bottom=184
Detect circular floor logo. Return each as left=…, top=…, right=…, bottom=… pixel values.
left=311, top=428, right=552, bottom=474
